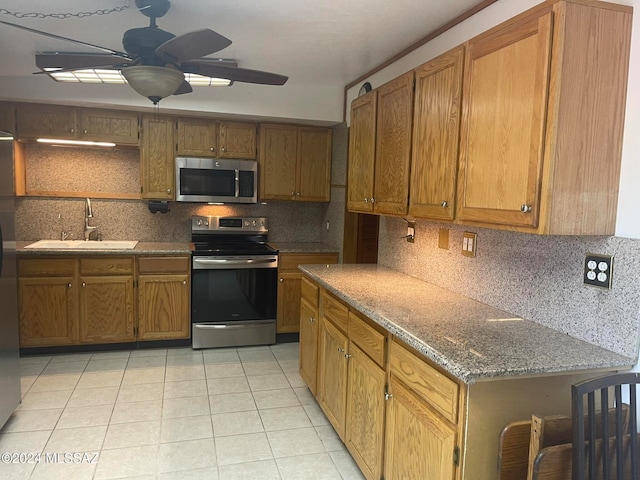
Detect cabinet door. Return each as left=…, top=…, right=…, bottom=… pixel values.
left=138, top=274, right=190, bottom=341
left=318, top=317, right=349, bottom=440
left=177, top=118, right=218, bottom=157
left=141, top=115, right=175, bottom=200
left=219, top=121, right=257, bottom=159
left=79, top=109, right=139, bottom=145
left=457, top=12, right=552, bottom=228
left=299, top=297, right=319, bottom=395
left=374, top=71, right=414, bottom=216
left=16, top=104, right=77, bottom=139
left=277, top=271, right=302, bottom=333
left=348, top=92, right=376, bottom=213
left=409, top=47, right=464, bottom=221
left=385, top=376, right=458, bottom=480
left=18, top=277, right=77, bottom=346
left=346, top=343, right=386, bottom=480
left=297, top=126, right=332, bottom=202
left=79, top=276, right=135, bottom=343
left=0, top=102, right=15, bottom=133
left=259, top=124, right=297, bottom=200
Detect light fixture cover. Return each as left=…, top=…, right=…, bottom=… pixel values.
left=122, top=66, right=185, bottom=104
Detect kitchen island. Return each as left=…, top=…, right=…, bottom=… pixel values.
left=298, top=263, right=634, bottom=480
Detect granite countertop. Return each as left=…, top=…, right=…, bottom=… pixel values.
left=16, top=241, right=192, bottom=255
left=299, top=264, right=635, bottom=384
left=270, top=242, right=339, bottom=254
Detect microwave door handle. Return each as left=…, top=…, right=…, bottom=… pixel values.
left=235, top=169, right=240, bottom=198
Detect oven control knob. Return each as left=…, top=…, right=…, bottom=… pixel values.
left=252, top=220, right=257, bottom=226
left=204, top=221, right=209, bottom=226
left=244, top=220, right=250, bottom=227
left=197, top=219, right=202, bottom=226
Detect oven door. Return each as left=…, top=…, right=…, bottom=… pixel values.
left=191, top=254, right=277, bottom=349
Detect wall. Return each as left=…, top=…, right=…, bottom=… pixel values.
left=15, top=125, right=347, bottom=256
left=343, top=0, right=640, bottom=361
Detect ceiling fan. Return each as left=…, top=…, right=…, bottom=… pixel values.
left=0, top=0, right=288, bottom=104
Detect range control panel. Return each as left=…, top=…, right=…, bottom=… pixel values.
left=191, top=216, right=268, bottom=234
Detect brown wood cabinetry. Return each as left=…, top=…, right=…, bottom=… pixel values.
left=16, top=104, right=139, bottom=144
left=456, top=1, right=631, bottom=234
left=259, top=124, right=332, bottom=202
left=141, top=115, right=175, bottom=200
left=18, top=254, right=191, bottom=347
left=299, top=276, right=319, bottom=394
left=348, top=71, right=414, bottom=215
left=409, top=47, right=464, bottom=221
left=276, top=252, right=338, bottom=334
left=78, top=258, right=134, bottom=344
left=137, top=256, right=190, bottom=341
left=18, top=258, right=77, bottom=346
left=176, top=117, right=218, bottom=157
left=219, top=121, right=257, bottom=159
left=0, top=102, right=15, bottom=133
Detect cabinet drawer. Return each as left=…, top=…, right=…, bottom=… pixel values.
left=348, top=311, right=386, bottom=367
left=278, top=253, right=338, bottom=272
left=389, top=339, right=459, bottom=424
left=80, top=257, right=133, bottom=275
left=18, top=258, right=76, bottom=277
left=301, top=276, right=319, bottom=307
left=138, top=256, right=190, bottom=274
left=321, top=290, right=348, bottom=333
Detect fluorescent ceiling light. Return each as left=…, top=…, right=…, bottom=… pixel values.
left=37, top=138, right=116, bottom=147
left=44, top=68, right=231, bottom=87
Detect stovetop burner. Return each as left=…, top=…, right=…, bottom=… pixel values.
left=190, top=215, right=277, bottom=257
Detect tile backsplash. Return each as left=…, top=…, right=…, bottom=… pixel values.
left=378, top=217, right=640, bottom=359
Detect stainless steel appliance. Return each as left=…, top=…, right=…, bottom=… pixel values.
left=190, top=216, right=278, bottom=349
left=175, top=157, right=257, bottom=204
left=0, top=131, right=21, bottom=428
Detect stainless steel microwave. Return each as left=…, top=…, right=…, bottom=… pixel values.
left=175, top=157, right=257, bottom=203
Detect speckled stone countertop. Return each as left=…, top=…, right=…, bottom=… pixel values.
left=299, top=264, right=635, bottom=384
left=269, top=242, right=338, bottom=254
left=16, top=241, right=192, bottom=255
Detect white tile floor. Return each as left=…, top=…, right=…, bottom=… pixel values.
left=0, top=343, right=366, bottom=480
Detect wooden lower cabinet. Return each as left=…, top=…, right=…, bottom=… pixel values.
left=18, top=254, right=191, bottom=347
left=277, top=252, right=338, bottom=334
left=18, top=276, right=77, bottom=346
left=299, top=296, right=319, bottom=394
left=79, top=275, right=134, bottom=343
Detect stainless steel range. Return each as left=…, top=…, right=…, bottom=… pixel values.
left=190, top=215, right=278, bottom=349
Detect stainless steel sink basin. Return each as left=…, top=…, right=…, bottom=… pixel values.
left=25, top=240, right=139, bottom=250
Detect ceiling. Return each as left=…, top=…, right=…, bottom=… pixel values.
left=0, top=0, right=487, bottom=120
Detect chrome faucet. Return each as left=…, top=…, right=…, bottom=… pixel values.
left=84, top=198, right=99, bottom=241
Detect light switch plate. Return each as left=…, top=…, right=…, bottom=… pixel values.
left=462, top=232, right=477, bottom=257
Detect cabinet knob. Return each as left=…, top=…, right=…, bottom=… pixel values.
left=83, top=129, right=88, bottom=134
left=67, top=283, right=72, bottom=288
left=70, top=128, right=75, bottom=134
left=344, top=353, right=352, bottom=359
left=370, top=197, right=375, bottom=204
left=279, top=278, right=284, bottom=283
left=520, top=204, right=532, bottom=213
left=182, top=280, right=187, bottom=286
left=441, top=200, right=449, bottom=208
left=296, top=192, right=300, bottom=196
left=337, top=347, right=345, bottom=353
left=384, top=392, right=393, bottom=401
left=167, top=188, right=171, bottom=194
left=82, top=282, right=86, bottom=288
left=221, top=147, right=226, bottom=152
left=209, top=147, right=215, bottom=152
left=364, top=198, right=368, bottom=203
left=309, top=317, right=315, bottom=323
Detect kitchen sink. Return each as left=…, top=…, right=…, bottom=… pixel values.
left=25, top=240, right=139, bottom=250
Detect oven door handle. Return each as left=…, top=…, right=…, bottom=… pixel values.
left=193, top=258, right=277, bottom=266
left=194, top=321, right=274, bottom=329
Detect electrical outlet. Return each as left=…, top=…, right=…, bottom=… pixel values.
left=583, top=253, right=613, bottom=289
left=406, top=222, right=415, bottom=243
left=462, top=232, right=477, bottom=257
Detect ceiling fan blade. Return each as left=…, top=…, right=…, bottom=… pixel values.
left=181, top=61, right=288, bottom=86
left=174, top=80, right=193, bottom=95
left=155, top=29, right=232, bottom=64
left=36, top=53, right=132, bottom=71
left=0, top=20, right=131, bottom=58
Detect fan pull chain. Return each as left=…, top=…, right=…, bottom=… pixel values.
left=0, top=2, right=130, bottom=20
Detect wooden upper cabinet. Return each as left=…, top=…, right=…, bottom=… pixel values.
left=0, top=102, right=15, bottom=133
left=348, top=91, right=377, bottom=213
left=374, top=71, right=414, bottom=216
left=140, top=115, right=175, bottom=200
left=219, top=120, right=257, bottom=159
left=259, top=124, right=298, bottom=199
left=259, top=124, right=332, bottom=202
left=16, top=104, right=139, bottom=144
left=457, top=1, right=632, bottom=234
left=409, top=47, right=464, bottom=221
left=78, top=109, right=139, bottom=145
left=176, top=117, right=218, bottom=157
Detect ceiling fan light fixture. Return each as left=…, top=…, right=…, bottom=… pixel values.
left=122, top=65, right=185, bottom=104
